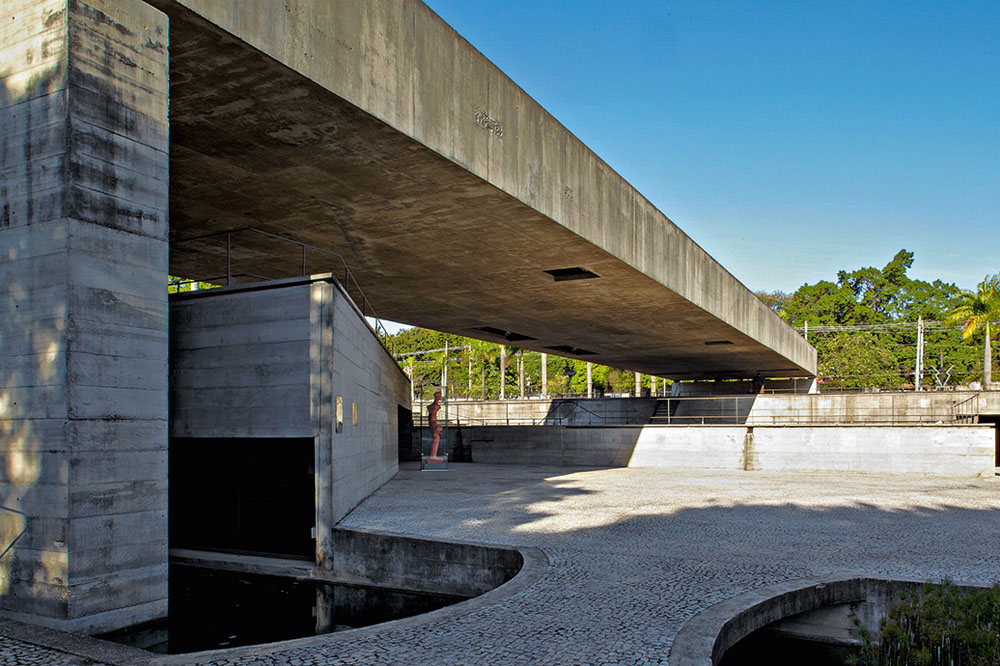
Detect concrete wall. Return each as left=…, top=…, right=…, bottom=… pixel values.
left=328, top=282, right=411, bottom=526
left=331, top=528, right=522, bottom=599
left=169, top=276, right=410, bottom=569
left=415, top=397, right=658, bottom=427
left=746, top=391, right=1000, bottom=425
left=454, top=424, right=995, bottom=476
left=0, top=0, right=169, bottom=633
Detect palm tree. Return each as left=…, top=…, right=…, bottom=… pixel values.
left=946, top=273, right=1000, bottom=390
left=464, top=339, right=497, bottom=399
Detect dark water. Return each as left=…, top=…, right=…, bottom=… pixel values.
left=97, top=565, right=469, bottom=654
left=719, top=631, right=860, bottom=666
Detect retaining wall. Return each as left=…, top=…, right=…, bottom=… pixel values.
left=448, top=424, right=994, bottom=476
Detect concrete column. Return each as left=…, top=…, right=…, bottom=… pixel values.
left=518, top=351, right=525, bottom=398
left=635, top=372, right=642, bottom=396
left=1, top=0, right=169, bottom=633
left=586, top=362, right=593, bottom=398
left=541, top=353, right=548, bottom=397
left=499, top=346, right=506, bottom=400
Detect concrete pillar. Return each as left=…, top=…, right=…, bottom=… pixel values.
left=541, top=353, right=548, bottom=397
left=518, top=351, right=525, bottom=398
left=586, top=362, right=593, bottom=398
left=0, top=0, right=169, bottom=633
left=499, top=346, right=506, bottom=400
left=635, top=372, right=642, bottom=396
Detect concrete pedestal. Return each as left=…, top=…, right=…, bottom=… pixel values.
left=1, top=0, right=169, bottom=633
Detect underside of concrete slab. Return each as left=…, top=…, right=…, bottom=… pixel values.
left=149, top=0, right=816, bottom=380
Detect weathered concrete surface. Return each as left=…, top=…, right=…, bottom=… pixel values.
left=0, top=0, right=169, bottom=633
left=453, top=424, right=995, bottom=476
left=330, top=528, right=523, bottom=599
left=146, top=0, right=815, bottom=380
left=169, top=276, right=410, bottom=567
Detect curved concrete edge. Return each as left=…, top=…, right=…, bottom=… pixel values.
left=667, top=572, right=920, bottom=666
left=0, top=617, right=152, bottom=666
left=150, top=544, right=548, bottom=666
left=0, top=544, right=546, bottom=666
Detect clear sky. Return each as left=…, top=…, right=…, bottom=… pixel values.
left=422, top=0, right=999, bottom=295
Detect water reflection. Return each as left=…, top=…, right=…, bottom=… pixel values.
left=98, top=565, right=470, bottom=654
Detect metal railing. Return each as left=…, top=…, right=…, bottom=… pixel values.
left=409, top=393, right=977, bottom=428
left=953, top=394, right=979, bottom=424
left=170, top=227, right=391, bottom=339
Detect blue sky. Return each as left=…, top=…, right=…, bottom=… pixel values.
left=422, top=0, right=999, bottom=295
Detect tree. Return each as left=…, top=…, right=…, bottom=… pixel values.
left=754, top=290, right=788, bottom=313
left=818, top=332, right=900, bottom=390
left=946, top=273, right=1000, bottom=390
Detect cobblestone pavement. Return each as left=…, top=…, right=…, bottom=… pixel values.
left=4, top=464, right=1000, bottom=665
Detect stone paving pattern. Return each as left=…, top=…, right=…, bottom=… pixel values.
left=3, top=463, right=1000, bottom=665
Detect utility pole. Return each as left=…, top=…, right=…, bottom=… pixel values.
left=541, top=352, right=548, bottom=397
left=804, top=320, right=808, bottom=342
left=915, top=316, right=924, bottom=391
left=635, top=372, right=641, bottom=397
left=586, top=362, right=593, bottom=398
left=499, top=346, right=506, bottom=400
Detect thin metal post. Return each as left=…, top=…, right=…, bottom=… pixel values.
left=226, top=232, right=233, bottom=286
left=301, top=245, right=307, bottom=276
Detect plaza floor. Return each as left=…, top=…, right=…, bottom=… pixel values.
left=3, top=462, right=1000, bottom=665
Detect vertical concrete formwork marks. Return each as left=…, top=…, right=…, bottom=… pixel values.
left=0, top=0, right=169, bottom=633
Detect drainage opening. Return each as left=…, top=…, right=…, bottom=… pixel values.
left=544, top=266, right=600, bottom=281
left=545, top=345, right=597, bottom=356
left=475, top=326, right=536, bottom=342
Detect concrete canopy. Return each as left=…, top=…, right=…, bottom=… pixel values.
left=153, top=0, right=816, bottom=380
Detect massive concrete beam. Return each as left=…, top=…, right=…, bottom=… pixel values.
left=154, top=0, right=816, bottom=380
left=1, top=0, right=169, bottom=632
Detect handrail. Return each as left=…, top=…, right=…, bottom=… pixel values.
left=952, top=394, right=979, bottom=424
left=0, top=505, right=27, bottom=561
left=533, top=400, right=610, bottom=426
left=171, top=227, right=391, bottom=340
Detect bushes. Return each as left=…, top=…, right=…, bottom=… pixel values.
left=852, top=582, right=1000, bottom=666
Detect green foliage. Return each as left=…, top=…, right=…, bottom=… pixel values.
left=857, top=582, right=1000, bottom=666
left=946, top=274, right=1000, bottom=387
left=773, top=250, right=994, bottom=389
left=167, top=275, right=219, bottom=293
left=818, top=332, right=900, bottom=390
left=387, top=329, right=666, bottom=400
left=780, top=250, right=963, bottom=328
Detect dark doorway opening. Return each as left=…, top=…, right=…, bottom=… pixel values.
left=978, top=415, right=1000, bottom=465
left=170, top=437, right=315, bottom=559
left=397, top=405, right=415, bottom=461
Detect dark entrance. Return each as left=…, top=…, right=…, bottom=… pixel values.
left=397, top=405, right=416, bottom=461
left=978, top=415, right=1000, bottom=465
left=170, top=437, right=315, bottom=559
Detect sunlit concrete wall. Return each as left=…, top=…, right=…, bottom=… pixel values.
left=0, top=0, right=169, bottom=633
left=459, top=425, right=994, bottom=476
left=169, top=276, right=409, bottom=569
